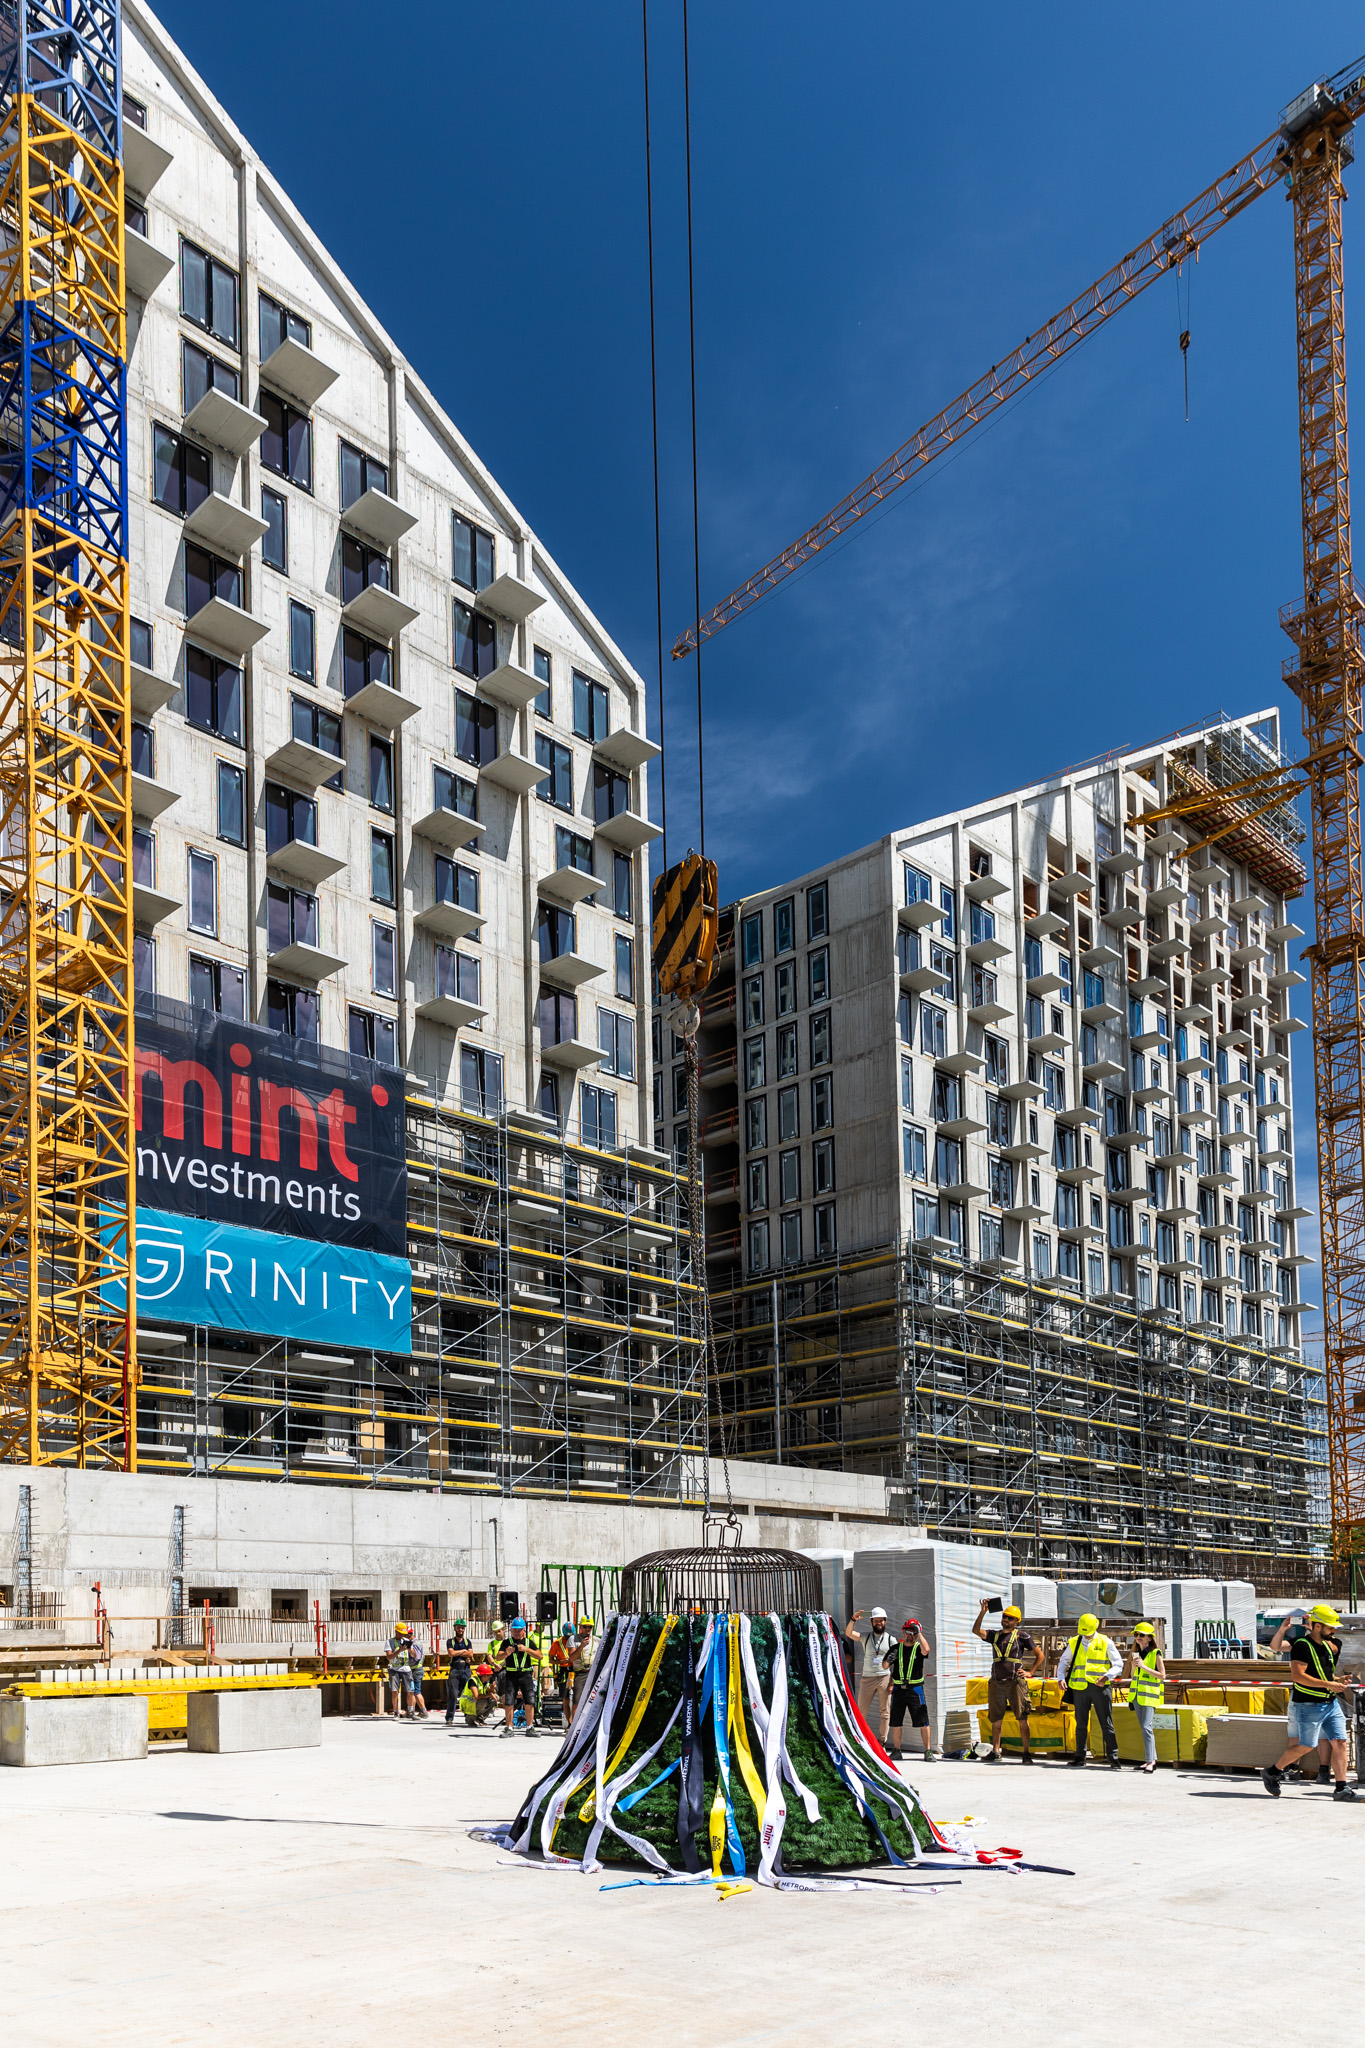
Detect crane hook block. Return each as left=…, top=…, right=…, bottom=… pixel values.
left=652, top=851, right=719, bottom=1002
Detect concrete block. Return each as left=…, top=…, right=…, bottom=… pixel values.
left=187, top=1686, right=322, bottom=1753
left=0, top=1692, right=148, bottom=1766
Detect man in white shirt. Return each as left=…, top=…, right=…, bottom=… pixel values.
left=844, top=1605, right=894, bottom=1744
left=1056, top=1612, right=1123, bottom=1769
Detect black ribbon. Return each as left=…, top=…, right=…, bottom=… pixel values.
left=676, top=1615, right=705, bottom=1871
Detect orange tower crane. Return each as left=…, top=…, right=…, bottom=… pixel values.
left=672, top=60, right=1365, bottom=1561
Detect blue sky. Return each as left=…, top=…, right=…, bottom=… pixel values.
left=154, top=0, right=1352, bottom=1330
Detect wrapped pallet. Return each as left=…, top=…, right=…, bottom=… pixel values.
left=1012, top=1576, right=1057, bottom=1622
left=853, top=1540, right=1011, bottom=1749
left=1110, top=1703, right=1227, bottom=1764
left=976, top=1707, right=1074, bottom=1756
left=802, top=1550, right=854, bottom=1632
left=1172, top=1579, right=1230, bottom=1658
left=1222, top=1580, right=1257, bottom=1656
left=1206, top=1714, right=1290, bottom=1770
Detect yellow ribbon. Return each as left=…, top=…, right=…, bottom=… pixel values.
left=726, top=1615, right=768, bottom=1823
left=577, top=1616, right=677, bottom=1824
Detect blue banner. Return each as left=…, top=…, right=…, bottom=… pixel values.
left=106, top=1208, right=412, bottom=1353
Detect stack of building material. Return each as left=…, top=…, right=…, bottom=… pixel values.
left=1223, top=1581, right=1257, bottom=1654
left=1171, top=1579, right=1230, bottom=1658
left=852, top=1541, right=1011, bottom=1748
left=1011, top=1576, right=1057, bottom=1621
left=1110, top=1703, right=1227, bottom=1764
left=1205, top=1715, right=1290, bottom=1770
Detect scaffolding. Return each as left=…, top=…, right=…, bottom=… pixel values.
left=130, top=1088, right=708, bottom=1505
left=710, top=1240, right=1329, bottom=1575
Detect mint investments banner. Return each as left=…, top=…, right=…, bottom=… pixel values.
left=109, top=1208, right=412, bottom=1352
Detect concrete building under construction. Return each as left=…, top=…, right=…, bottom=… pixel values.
left=657, top=714, right=1329, bottom=1576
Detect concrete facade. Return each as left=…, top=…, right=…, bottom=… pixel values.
left=124, top=0, right=657, bottom=1142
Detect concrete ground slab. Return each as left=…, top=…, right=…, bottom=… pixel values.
left=2, top=1719, right=1363, bottom=2044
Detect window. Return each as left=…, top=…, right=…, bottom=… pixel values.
left=813, top=1137, right=835, bottom=1195
left=538, top=903, right=576, bottom=960
left=183, top=543, right=242, bottom=617
left=434, top=857, right=479, bottom=913
left=986, top=1094, right=1011, bottom=1146
left=266, top=881, right=318, bottom=952
left=904, top=864, right=931, bottom=905
left=130, top=616, right=154, bottom=671
left=572, top=671, right=611, bottom=743
left=152, top=424, right=210, bottom=516
left=612, top=851, right=632, bottom=922
left=452, top=512, right=495, bottom=591
left=1034, top=1233, right=1053, bottom=1279
left=289, top=601, right=315, bottom=682
left=748, top=1220, right=770, bottom=1271
left=1055, top=1182, right=1079, bottom=1228
left=939, top=887, right=957, bottom=942
left=180, top=239, right=238, bottom=346
left=778, top=1085, right=798, bottom=1142
left=555, top=826, right=594, bottom=877
left=436, top=945, right=481, bottom=1007
left=372, top=921, right=396, bottom=996
left=190, top=954, right=247, bottom=1019
left=455, top=689, right=498, bottom=768
left=369, top=734, right=394, bottom=812
left=217, top=762, right=245, bottom=845
left=292, top=694, right=344, bottom=766
left=533, top=646, right=552, bottom=718
left=371, top=829, right=395, bottom=905
left=349, top=1006, right=396, bottom=1066
left=777, top=1023, right=797, bottom=1077
left=779, top=1149, right=800, bottom=1205
left=539, top=987, right=578, bottom=1045
left=266, top=979, right=318, bottom=1041
left=921, top=1004, right=946, bottom=1058
left=615, top=934, right=634, bottom=1000
left=581, top=1083, right=617, bottom=1150
left=809, top=1010, right=831, bottom=1067
left=453, top=601, right=497, bottom=680
left=903, top=1124, right=927, bottom=1178
left=913, top=1192, right=940, bottom=1241
left=898, top=992, right=913, bottom=1044
left=260, top=391, right=312, bottom=490
left=808, top=947, right=830, bottom=1005
left=133, top=932, right=156, bottom=994
left=542, top=1068, right=565, bottom=1130
left=129, top=827, right=156, bottom=890
left=593, top=763, right=630, bottom=823
left=988, top=1156, right=1013, bottom=1208
left=341, top=535, right=391, bottom=607
left=748, top=1158, right=769, bottom=1211
left=264, top=783, right=316, bottom=855
left=745, top=1037, right=766, bottom=1089
left=186, top=849, right=216, bottom=935
left=261, top=487, right=287, bottom=571
left=742, top=912, right=763, bottom=966
left=598, top=1009, right=636, bottom=1079
left=980, top=1214, right=1003, bottom=1263
left=773, top=960, right=794, bottom=1015
left=672, top=1065, right=688, bottom=1116
left=774, top=897, right=794, bottom=953
left=807, top=882, right=829, bottom=940
left=747, top=1098, right=768, bottom=1150
left=180, top=336, right=239, bottom=412
left=185, top=648, right=242, bottom=744
left=131, top=720, right=154, bottom=778
left=340, top=441, right=389, bottom=512
left=811, top=1075, right=833, bottom=1130
left=342, top=629, right=391, bottom=701
left=535, top=734, right=574, bottom=811
left=983, top=1033, right=1009, bottom=1084
left=259, top=292, right=311, bottom=357
left=781, top=1212, right=802, bottom=1267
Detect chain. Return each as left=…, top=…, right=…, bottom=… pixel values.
left=681, top=1001, right=737, bottom=1538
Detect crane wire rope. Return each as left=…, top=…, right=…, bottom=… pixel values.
left=682, top=0, right=706, bottom=860
left=641, top=0, right=667, bottom=872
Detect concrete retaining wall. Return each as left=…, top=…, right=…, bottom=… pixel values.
left=187, top=1687, right=322, bottom=1753
left=0, top=1692, right=148, bottom=1766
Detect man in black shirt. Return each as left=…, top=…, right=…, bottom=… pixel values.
left=1262, top=1602, right=1358, bottom=1802
left=887, top=1618, right=936, bottom=1763
left=973, top=1598, right=1043, bottom=1764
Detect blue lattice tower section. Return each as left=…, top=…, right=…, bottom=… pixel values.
left=0, top=1, right=134, bottom=1469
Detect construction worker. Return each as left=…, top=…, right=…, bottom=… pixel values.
left=1262, top=1602, right=1359, bottom=1803
left=385, top=1620, right=416, bottom=1718
left=460, top=1661, right=498, bottom=1726
left=973, top=1599, right=1043, bottom=1764
left=887, top=1616, right=936, bottom=1764
left=1267, top=1607, right=1333, bottom=1783
left=1121, top=1621, right=1166, bottom=1774
left=844, top=1606, right=894, bottom=1744
left=550, top=1625, right=577, bottom=1724
left=444, top=1618, right=473, bottom=1726
left=1057, top=1612, right=1122, bottom=1769
left=569, top=1616, right=595, bottom=1703
left=496, top=1615, right=541, bottom=1737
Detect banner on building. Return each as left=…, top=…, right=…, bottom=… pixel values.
left=108, top=1207, right=412, bottom=1352
left=133, top=1000, right=406, bottom=1256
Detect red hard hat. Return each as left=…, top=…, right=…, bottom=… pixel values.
left=903, top=1617, right=920, bottom=1630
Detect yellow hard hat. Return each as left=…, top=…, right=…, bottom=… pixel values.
left=1002, top=1605, right=1022, bottom=1621
left=1078, top=1613, right=1099, bottom=1635
left=394, top=1621, right=411, bottom=1633
left=1309, top=1602, right=1341, bottom=1628
left=1133, top=1620, right=1156, bottom=1637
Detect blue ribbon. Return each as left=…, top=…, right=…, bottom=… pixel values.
left=710, top=1616, right=745, bottom=1876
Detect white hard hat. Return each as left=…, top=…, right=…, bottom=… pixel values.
left=871, top=1606, right=887, bottom=1618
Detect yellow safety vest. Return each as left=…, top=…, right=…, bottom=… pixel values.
left=1128, top=1645, right=1163, bottom=1708
left=1067, top=1632, right=1113, bottom=1688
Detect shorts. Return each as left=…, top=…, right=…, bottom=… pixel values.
left=501, top=1670, right=536, bottom=1703
left=390, top=1670, right=415, bottom=1696
left=1289, top=1696, right=1348, bottom=1746
left=987, top=1672, right=1030, bottom=1722
left=889, top=1683, right=929, bottom=1730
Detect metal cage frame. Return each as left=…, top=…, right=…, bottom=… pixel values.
left=619, top=1544, right=822, bottom=1617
